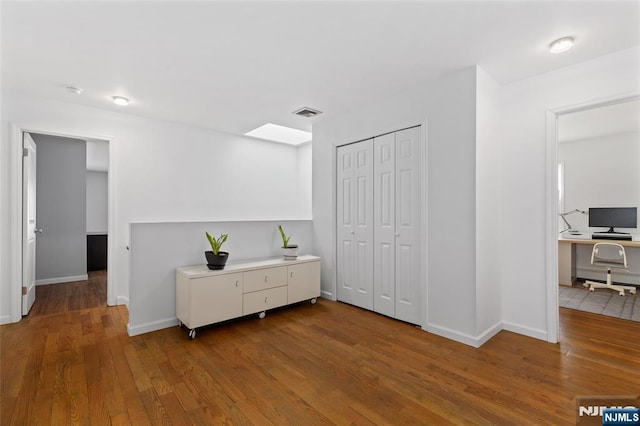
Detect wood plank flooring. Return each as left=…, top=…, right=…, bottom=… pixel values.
left=2, top=275, right=639, bottom=425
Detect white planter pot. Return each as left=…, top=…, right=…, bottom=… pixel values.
left=282, top=245, right=298, bottom=260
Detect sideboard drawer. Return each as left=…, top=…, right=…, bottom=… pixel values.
left=243, top=266, right=287, bottom=292
left=243, top=286, right=287, bottom=315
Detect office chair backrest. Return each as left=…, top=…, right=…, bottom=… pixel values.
left=590, top=242, right=628, bottom=268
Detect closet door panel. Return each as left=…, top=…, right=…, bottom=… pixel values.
left=395, top=126, right=422, bottom=325
left=374, top=133, right=395, bottom=317
left=337, top=145, right=355, bottom=304
left=353, top=140, right=374, bottom=310
left=337, top=140, right=374, bottom=310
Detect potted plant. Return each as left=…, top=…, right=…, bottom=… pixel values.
left=205, top=232, right=229, bottom=270
left=278, top=225, right=298, bottom=260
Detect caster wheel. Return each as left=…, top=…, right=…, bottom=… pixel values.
left=188, top=329, right=196, bottom=340
left=258, top=311, right=266, bottom=319
left=310, top=298, right=317, bottom=305
left=589, top=288, right=594, bottom=292
left=619, top=292, right=625, bottom=296
left=631, top=289, right=637, bottom=295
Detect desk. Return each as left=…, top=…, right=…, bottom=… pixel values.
left=558, top=238, right=640, bottom=286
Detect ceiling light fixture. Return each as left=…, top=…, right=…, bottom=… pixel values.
left=549, top=36, right=574, bottom=54
left=244, top=123, right=312, bottom=146
left=65, top=86, right=83, bottom=95
left=112, top=96, right=130, bottom=106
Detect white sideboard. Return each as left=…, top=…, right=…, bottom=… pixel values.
left=176, top=255, right=320, bottom=339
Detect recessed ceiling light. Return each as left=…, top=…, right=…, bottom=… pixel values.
left=549, top=37, right=574, bottom=54
left=65, top=86, right=83, bottom=95
left=244, top=123, right=312, bottom=146
left=112, top=96, right=130, bottom=106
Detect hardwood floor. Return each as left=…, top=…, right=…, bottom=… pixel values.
left=2, top=275, right=639, bottom=425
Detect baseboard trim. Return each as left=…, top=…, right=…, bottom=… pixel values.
left=36, top=275, right=88, bottom=285
left=475, top=321, right=504, bottom=347
left=116, top=296, right=129, bottom=307
left=425, top=322, right=488, bottom=348
left=0, top=315, right=13, bottom=325
left=502, top=321, right=548, bottom=342
left=127, top=317, right=179, bottom=337
left=320, top=290, right=335, bottom=300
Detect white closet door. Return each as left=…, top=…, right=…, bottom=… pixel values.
left=373, top=133, right=395, bottom=317
left=336, top=140, right=374, bottom=310
left=394, top=126, right=422, bottom=325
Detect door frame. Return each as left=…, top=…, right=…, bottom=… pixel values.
left=544, top=92, right=639, bottom=343
left=9, top=122, right=116, bottom=322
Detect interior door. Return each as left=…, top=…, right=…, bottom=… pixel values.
left=394, top=126, right=422, bottom=324
left=22, top=133, right=37, bottom=315
left=337, top=140, right=374, bottom=309
left=373, top=133, right=396, bottom=317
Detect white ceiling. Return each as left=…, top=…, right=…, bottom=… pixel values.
left=2, top=1, right=639, bottom=138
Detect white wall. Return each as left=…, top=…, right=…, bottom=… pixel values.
left=475, top=67, right=503, bottom=335
left=558, top=131, right=640, bottom=284
left=501, top=47, right=640, bottom=339
left=0, top=94, right=313, bottom=322
left=86, top=140, right=109, bottom=172
left=313, top=66, right=499, bottom=345
left=297, top=142, right=312, bottom=220
left=31, top=133, right=87, bottom=283
left=87, top=171, right=108, bottom=234
left=128, top=219, right=313, bottom=335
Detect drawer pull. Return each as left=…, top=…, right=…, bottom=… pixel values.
left=290, top=272, right=293, bottom=278
left=265, top=297, right=268, bottom=303
left=235, top=280, right=239, bottom=287
left=264, top=275, right=269, bottom=282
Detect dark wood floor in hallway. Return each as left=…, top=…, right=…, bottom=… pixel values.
left=2, top=273, right=639, bottom=425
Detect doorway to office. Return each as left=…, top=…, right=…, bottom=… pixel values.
left=549, top=96, right=640, bottom=325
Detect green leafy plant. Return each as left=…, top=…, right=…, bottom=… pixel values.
left=277, top=225, right=291, bottom=248
left=205, top=232, right=228, bottom=255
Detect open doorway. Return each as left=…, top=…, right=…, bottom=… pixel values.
left=555, top=99, right=640, bottom=322
left=10, top=125, right=113, bottom=322
left=24, top=133, right=109, bottom=315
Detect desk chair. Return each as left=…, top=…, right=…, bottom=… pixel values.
left=583, top=242, right=637, bottom=296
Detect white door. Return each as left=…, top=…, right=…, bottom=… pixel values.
left=373, top=133, right=396, bottom=317
left=336, top=140, right=374, bottom=310
left=394, top=126, right=422, bottom=324
left=22, top=133, right=37, bottom=315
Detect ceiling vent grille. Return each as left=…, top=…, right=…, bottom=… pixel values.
left=293, top=107, right=323, bottom=118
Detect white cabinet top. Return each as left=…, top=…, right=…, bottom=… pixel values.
left=177, top=255, right=320, bottom=278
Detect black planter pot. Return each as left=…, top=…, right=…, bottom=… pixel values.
left=205, top=251, right=229, bottom=270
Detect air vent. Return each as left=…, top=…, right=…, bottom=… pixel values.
left=293, top=107, right=323, bottom=118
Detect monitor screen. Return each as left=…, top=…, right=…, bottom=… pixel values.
left=588, top=207, right=637, bottom=230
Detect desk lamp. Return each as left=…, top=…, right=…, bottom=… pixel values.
left=559, top=209, right=586, bottom=233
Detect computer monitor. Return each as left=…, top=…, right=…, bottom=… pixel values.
left=588, top=207, right=638, bottom=233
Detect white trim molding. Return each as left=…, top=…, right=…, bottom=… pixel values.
left=127, top=317, right=177, bottom=337
left=36, top=275, right=89, bottom=286
left=425, top=321, right=503, bottom=348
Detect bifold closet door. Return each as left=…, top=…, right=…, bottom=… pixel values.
left=336, top=140, right=374, bottom=310
left=373, top=126, right=422, bottom=325
left=394, top=126, right=422, bottom=325
left=373, top=133, right=396, bottom=317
